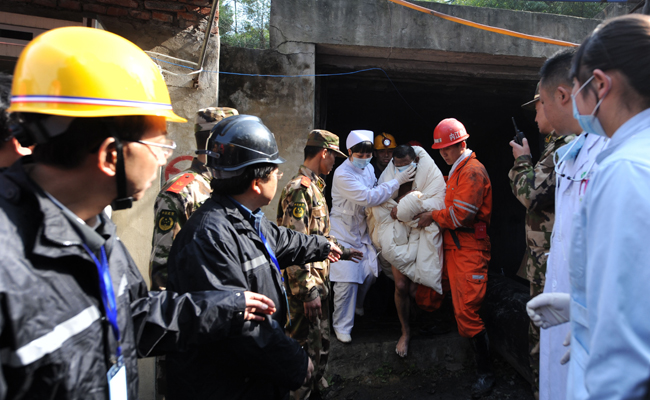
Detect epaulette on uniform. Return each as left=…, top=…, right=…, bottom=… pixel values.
left=166, top=173, right=196, bottom=194
left=300, top=176, right=311, bottom=188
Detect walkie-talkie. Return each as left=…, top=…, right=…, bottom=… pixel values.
left=512, top=117, right=525, bottom=146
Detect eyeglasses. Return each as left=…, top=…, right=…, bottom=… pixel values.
left=136, top=139, right=177, bottom=158
left=125, top=138, right=177, bottom=161
left=274, top=170, right=284, bottom=179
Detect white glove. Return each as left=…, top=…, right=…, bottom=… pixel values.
left=560, top=330, right=571, bottom=365
left=395, top=165, right=416, bottom=185
left=526, top=293, right=570, bottom=329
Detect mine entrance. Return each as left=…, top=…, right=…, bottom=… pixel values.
left=316, top=44, right=546, bottom=279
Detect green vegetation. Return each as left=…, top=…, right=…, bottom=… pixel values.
left=219, top=0, right=271, bottom=49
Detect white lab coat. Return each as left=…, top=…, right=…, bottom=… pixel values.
left=568, top=109, right=650, bottom=400
left=330, top=159, right=400, bottom=284
left=540, top=133, right=608, bottom=400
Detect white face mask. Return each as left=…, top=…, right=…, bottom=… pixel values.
left=571, top=75, right=611, bottom=138
left=351, top=156, right=372, bottom=169
left=395, top=162, right=416, bottom=173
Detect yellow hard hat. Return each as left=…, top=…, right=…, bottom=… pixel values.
left=8, top=27, right=186, bottom=123
left=373, top=132, right=397, bottom=150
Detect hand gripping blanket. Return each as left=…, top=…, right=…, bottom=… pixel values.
left=366, top=146, right=446, bottom=294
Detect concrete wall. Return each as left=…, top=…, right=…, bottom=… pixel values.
left=218, top=43, right=316, bottom=218
left=101, top=16, right=220, bottom=400
left=271, top=0, right=601, bottom=58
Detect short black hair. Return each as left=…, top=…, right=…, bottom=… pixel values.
left=392, top=145, right=415, bottom=160
left=540, top=49, right=576, bottom=90
left=29, top=114, right=160, bottom=169
left=210, top=163, right=277, bottom=196
left=349, top=141, right=373, bottom=154
left=304, top=145, right=327, bottom=161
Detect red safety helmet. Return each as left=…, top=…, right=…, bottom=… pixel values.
left=431, top=118, right=469, bottom=149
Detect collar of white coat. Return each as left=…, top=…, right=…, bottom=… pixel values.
left=596, top=108, right=650, bottom=164
left=448, top=148, right=472, bottom=178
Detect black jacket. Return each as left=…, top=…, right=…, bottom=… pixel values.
left=0, top=160, right=247, bottom=400
left=166, top=194, right=331, bottom=400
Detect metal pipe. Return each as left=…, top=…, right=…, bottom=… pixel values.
left=193, top=0, right=219, bottom=88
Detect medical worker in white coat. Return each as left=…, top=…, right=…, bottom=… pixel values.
left=330, top=130, right=416, bottom=343
left=528, top=15, right=650, bottom=400
left=531, top=49, right=608, bottom=400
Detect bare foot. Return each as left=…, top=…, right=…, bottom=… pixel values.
left=395, top=334, right=410, bottom=358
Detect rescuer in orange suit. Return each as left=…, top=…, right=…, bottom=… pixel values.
left=415, top=118, right=494, bottom=398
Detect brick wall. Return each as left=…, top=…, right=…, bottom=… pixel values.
left=4, top=0, right=218, bottom=31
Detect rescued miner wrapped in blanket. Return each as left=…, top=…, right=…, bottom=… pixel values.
left=366, top=145, right=446, bottom=294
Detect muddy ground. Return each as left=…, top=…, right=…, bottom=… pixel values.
left=321, top=353, right=533, bottom=400
left=318, top=275, right=534, bottom=400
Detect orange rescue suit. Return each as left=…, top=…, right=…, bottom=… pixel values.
left=417, top=152, right=492, bottom=338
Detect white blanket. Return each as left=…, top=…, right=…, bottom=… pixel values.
left=366, top=146, right=446, bottom=294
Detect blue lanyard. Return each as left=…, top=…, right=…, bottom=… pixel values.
left=82, top=244, right=122, bottom=357
left=258, top=230, right=291, bottom=326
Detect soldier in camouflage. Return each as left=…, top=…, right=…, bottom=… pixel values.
left=148, top=106, right=237, bottom=400
left=508, top=83, right=574, bottom=398
left=277, top=130, right=362, bottom=400
left=149, top=106, right=238, bottom=291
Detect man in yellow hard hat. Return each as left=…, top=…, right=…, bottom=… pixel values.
left=0, top=27, right=274, bottom=398
left=371, top=132, right=397, bottom=180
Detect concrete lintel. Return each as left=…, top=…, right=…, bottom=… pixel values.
left=316, top=43, right=544, bottom=81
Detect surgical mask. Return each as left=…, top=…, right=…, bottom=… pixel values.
left=351, top=156, right=372, bottom=169
left=395, top=162, right=417, bottom=173
left=571, top=75, right=609, bottom=138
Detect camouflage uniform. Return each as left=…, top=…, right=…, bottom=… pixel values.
left=277, top=166, right=331, bottom=400
left=276, top=130, right=347, bottom=400
left=149, top=158, right=212, bottom=290
left=508, top=132, right=574, bottom=393
left=148, top=106, right=237, bottom=400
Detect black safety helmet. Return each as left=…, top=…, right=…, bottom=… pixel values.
left=199, top=114, right=285, bottom=178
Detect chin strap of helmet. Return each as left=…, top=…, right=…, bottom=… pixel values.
left=111, top=136, right=134, bottom=210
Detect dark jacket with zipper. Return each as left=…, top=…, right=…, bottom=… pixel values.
left=166, top=193, right=331, bottom=400
left=0, top=159, right=247, bottom=400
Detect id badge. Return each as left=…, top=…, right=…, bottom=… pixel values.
left=107, top=355, right=128, bottom=400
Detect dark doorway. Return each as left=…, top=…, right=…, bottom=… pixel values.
left=317, top=66, right=541, bottom=280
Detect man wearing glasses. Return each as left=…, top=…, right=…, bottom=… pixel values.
left=0, top=28, right=275, bottom=398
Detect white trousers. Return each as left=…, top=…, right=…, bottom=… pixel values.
left=332, top=275, right=375, bottom=335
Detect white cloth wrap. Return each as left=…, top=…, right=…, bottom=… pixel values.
left=366, top=146, right=446, bottom=294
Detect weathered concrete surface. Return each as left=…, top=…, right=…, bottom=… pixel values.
left=271, top=0, right=600, bottom=59
left=100, top=17, right=221, bottom=400
left=218, top=44, right=316, bottom=218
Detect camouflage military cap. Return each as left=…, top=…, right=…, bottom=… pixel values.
left=306, top=129, right=347, bottom=158
left=521, top=82, right=540, bottom=111
left=194, top=107, right=239, bottom=133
